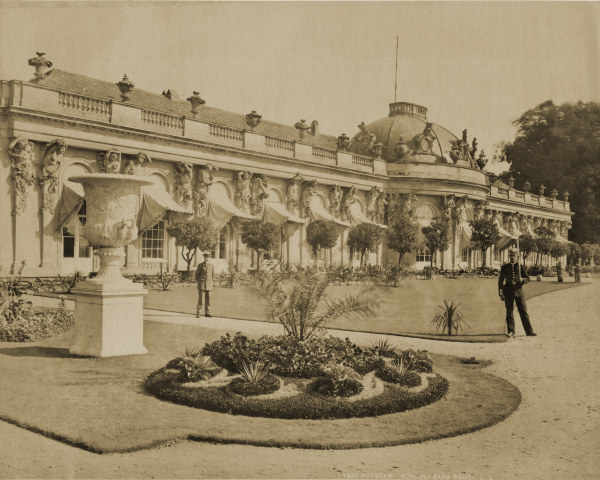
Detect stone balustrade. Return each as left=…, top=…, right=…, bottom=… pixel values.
left=208, top=123, right=244, bottom=146
left=59, top=92, right=110, bottom=119
left=312, top=146, right=337, bottom=164
left=141, top=109, right=184, bottom=133
left=265, top=136, right=295, bottom=154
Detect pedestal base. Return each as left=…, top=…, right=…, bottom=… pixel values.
left=69, top=282, right=148, bottom=357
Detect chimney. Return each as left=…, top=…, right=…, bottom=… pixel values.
left=162, top=89, right=180, bottom=101
left=311, top=120, right=319, bottom=137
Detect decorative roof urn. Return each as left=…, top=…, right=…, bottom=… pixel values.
left=337, top=133, right=350, bottom=151
left=246, top=110, right=262, bottom=128
left=539, top=184, right=546, bottom=196
left=187, top=91, right=206, bottom=116
left=550, top=188, right=559, bottom=199
left=116, top=74, right=135, bottom=101
left=371, top=141, right=384, bottom=158
left=562, top=191, right=570, bottom=202
left=522, top=180, right=531, bottom=192
left=28, top=52, right=53, bottom=80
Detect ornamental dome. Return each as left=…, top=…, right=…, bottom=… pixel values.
left=348, top=102, right=476, bottom=167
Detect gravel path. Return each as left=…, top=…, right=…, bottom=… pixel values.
left=2, top=281, right=599, bottom=479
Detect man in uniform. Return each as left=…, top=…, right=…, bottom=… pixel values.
left=195, top=252, right=214, bottom=318
left=498, top=248, right=537, bottom=338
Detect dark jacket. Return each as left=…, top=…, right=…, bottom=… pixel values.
left=498, top=262, right=530, bottom=298
left=195, top=261, right=214, bottom=291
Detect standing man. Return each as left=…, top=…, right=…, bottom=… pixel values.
left=498, top=248, right=537, bottom=338
left=195, top=251, right=214, bottom=318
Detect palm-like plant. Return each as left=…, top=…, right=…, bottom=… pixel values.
left=371, top=338, right=397, bottom=357
left=181, top=355, right=221, bottom=382
left=432, top=299, right=469, bottom=336
left=239, top=361, right=271, bottom=384
left=252, top=265, right=385, bottom=341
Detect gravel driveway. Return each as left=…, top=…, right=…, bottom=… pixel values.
left=1, top=281, right=598, bottom=479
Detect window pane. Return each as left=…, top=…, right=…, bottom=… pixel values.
left=142, top=221, right=165, bottom=259
left=63, top=227, right=75, bottom=258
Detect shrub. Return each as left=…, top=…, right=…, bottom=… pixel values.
left=145, top=368, right=449, bottom=419
left=202, top=333, right=384, bottom=378
left=376, top=363, right=422, bottom=387
left=229, top=372, right=280, bottom=396
left=313, top=377, right=364, bottom=397
left=432, top=299, right=469, bottom=336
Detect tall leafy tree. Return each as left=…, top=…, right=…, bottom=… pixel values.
left=386, top=217, right=418, bottom=265
left=166, top=217, right=217, bottom=274
left=469, top=218, right=501, bottom=267
left=501, top=100, right=600, bottom=243
left=306, top=220, right=339, bottom=265
left=240, top=220, right=280, bottom=271
left=347, top=223, right=385, bottom=266
left=421, top=220, right=450, bottom=268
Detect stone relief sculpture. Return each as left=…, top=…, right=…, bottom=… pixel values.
left=401, top=194, right=418, bottom=219
left=393, top=136, right=410, bottom=162
left=123, top=152, right=152, bottom=175
left=194, top=163, right=218, bottom=218
left=354, top=122, right=376, bottom=156
left=98, top=149, right=122, bottom=174
left=375, top=192, right=389, bottom=224
left=235, top=170, right=253, bottom=213
left=411, top=122, right=437, bottom=154
left=329, top=184, right=343, bottom=217
left=175, top=162, right=194, bottom=208
left=365, top=186, right=381, bottom=221
left=286, top=173, right=303, bottom=214
left=301, top=180, right=317, bottom=218
left=38, top=138, right=67, bottom=213
left=340, top=186, right=357, bottom=222
left=250, top=175, right=269, bottom=216
left=8, top=137, right=36, bottom=215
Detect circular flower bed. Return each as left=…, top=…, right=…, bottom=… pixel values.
left=145, top=333, right=449, bottom=419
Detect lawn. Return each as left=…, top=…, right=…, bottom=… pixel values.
left=144, top=278, right=581, bottom=341
left=0, top=320, right=520, bottom=453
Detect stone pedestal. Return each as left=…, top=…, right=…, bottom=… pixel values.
left=69, top=282, right=147, bottom=357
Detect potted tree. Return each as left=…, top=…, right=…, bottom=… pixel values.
left=240, top=219, right=280, bottom=271
left=421, top=219, right=450, bottom=276
left=166, top=217, right=217, bottom=279
left=306, top=220, right=340, bottom=268
left=469, top=218, right=501, bottom=268
left=347, top=223, right=385, bottom=267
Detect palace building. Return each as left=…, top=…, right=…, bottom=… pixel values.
left=0, top=53, right=572, bottom=276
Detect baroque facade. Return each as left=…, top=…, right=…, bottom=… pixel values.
left=0, top=54, right=572, bottom=275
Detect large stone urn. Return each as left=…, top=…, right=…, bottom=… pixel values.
left=68, top=173, right=153, bottom=357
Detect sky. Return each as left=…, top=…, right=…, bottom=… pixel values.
left=1, top=1, right=599, bottom=173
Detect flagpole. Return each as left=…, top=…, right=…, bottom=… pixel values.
left=394, top=35, right=399, bottom=103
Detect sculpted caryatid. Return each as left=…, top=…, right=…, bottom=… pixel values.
left=236, top=170, right=253, bottom=212
left=329, top=185, right=343, bottom=216
left=175, top=162, right=194, bottom=208
left=386, top=193, right=401, bottom=225
left=8, top=136, right=36, bottom=215
left=444, top=194, right=456, bottom=221
left=340, top=186, right=356, bottom=222
left=365, top=186, right=381, bottom=221
left=402, top=194, right=418, bottom=219
left=195, top=163, right=218, bottom=218
left=39, top=139, right=67, bottom=212
left=473, top=200, right=486, bottom=221
left=375, top=192, right=389, bottom=224
left=457, top=197, right=469, bottom=224
left=301, top=180, right=317, bottom=218
left=250, top=175, right=269, bottom=216
left=286, top=173, right=303, bottom=214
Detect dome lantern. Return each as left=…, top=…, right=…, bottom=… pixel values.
left=388, top=101, right=428, bottom=120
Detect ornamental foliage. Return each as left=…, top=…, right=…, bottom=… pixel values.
left=386, top=217, right=418, bottom=264
left=519, top=234, right=537, bottom=262
left=306, top=220, right=339, bottom=255
left=166, top=217, right=217, bottom=272
left=421, top=220, right=450, bottom=267
left=347, top=223, right=385, bottom=265
left=240, top=220, right=280, bottom=271
left=469, top=218, right=501, bottom=267
left=501, top=100, right=600, bottom=243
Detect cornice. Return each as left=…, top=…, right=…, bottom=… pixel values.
left=6, top=106, right=388, bottom=183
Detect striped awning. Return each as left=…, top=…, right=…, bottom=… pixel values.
left=139, top=187, right=193, bottom=232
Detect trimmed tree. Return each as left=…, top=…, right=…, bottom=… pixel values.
left=519, top=234, right=538, bottom=265
left=347, top=223, right=385, bottom=266
left=240, top=220, right=280, bottom=271
left=306, top=220, right=340, bottom=266
left=469, top=218, right=501, bottom=268
left=534, top=226, right=556, bottom=265
left=166, top=217, right=217, bottom=274
left=549, top=240, right=570, bottom=264
left=421, top=220, right=450, bottom=268
left=386, top=217, right=418, bottom=265
left=568, top=242, right=581, bottom=266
